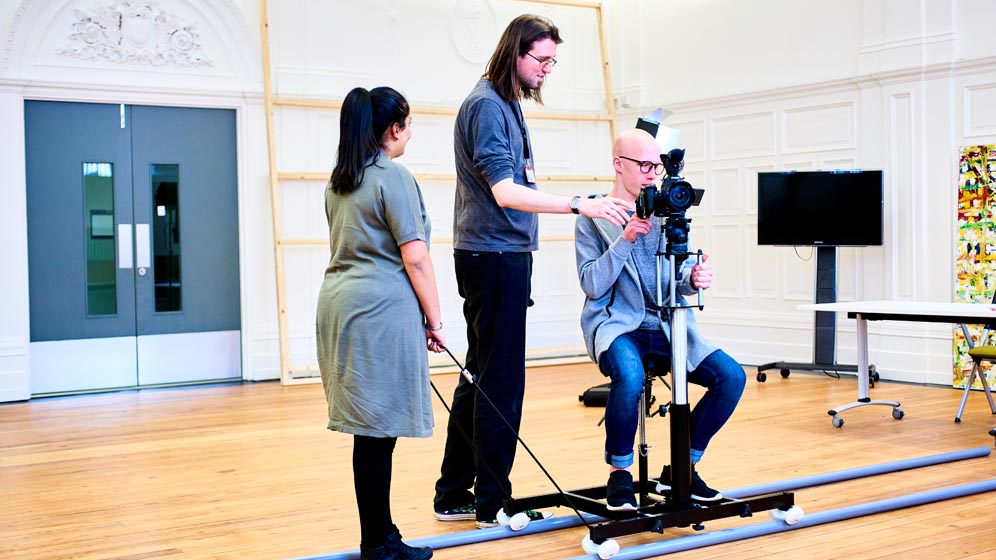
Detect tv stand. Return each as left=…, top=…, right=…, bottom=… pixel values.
left=756, top=246, right=877, bottom=382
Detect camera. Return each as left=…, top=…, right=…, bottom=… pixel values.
left=634, top=148, right=705, bottom=262
left=635, top=148, right=700, bottom=219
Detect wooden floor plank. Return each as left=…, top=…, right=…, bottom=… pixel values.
left=2, top=364, right=995, bottom=559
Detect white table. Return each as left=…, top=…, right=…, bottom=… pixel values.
left=798, top=300, right=996, bottom=427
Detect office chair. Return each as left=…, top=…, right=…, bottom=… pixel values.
left=955, top=291, right=996, bottom=423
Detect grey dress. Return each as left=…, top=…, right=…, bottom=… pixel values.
left=316, top=153, right=434, bottom=438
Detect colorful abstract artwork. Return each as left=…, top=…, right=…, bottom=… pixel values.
left=954, top=145, right=996, bottom=388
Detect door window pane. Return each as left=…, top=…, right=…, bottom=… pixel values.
left=83, top=163, right=117, bottom=316
left=152, top=164, right=182, bottom=312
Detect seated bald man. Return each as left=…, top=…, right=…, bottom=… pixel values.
left=574, top=129, right=746, bottom=510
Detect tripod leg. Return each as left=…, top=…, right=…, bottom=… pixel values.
left=638, top=387, right=649, bottom=503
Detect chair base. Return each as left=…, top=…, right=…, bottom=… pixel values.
left=954, top=362, right=996, bottom=423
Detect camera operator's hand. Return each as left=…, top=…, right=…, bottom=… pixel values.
left=621, top=214, right=652, bottom=243
left=425, top=327, right=446, bottom=353
left=580, top=196, right=634, bottom=227
left=690, top=254, right=713, bottom=290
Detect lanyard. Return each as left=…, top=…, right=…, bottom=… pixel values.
left=510, top=101, right=531, bottom=162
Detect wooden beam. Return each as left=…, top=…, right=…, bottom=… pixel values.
left=258, top=0, right=293, bottom=386
left=594, top=3, right=618, bottom=141
left=277, top=234, right=578, bottom=247
left=276, top=171, right=612, bottom=183
left=519, top=0, right=603, bottom=9
left=274, top=97, right=610, bottom=122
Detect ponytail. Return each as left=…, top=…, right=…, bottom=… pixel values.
left=330, top=86, right=411, bottom=195
left=330, top=87, right=379, bottom=194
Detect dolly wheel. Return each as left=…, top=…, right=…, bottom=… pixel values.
left=770, top=506, right=805, bottom=525
left=582, top=534, right=620, bottom=559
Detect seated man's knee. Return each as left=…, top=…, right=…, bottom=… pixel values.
left=605, top=367, right=643, bottom=406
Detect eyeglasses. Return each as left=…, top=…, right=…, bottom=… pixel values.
left=616, top=155, right=665, bottom=175
left=525, top=51, right=558, bottom=68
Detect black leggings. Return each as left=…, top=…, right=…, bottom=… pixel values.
left=353, top=434, right=398, bottom=548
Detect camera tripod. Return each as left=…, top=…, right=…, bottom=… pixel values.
left=503, top=223, right=800, bottom=557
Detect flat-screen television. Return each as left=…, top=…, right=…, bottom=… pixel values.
left=757, top=170, right=884, bottom=246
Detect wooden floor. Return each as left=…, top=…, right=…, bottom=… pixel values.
left=2, top=363, right=996, bottom=560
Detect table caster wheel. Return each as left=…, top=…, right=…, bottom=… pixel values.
left=497, top=509, right=529, bottom=531
left=892, top=408, right=904, bottom=420
left=582, top=534, right=620, bottom=559
left=832, top=416, right=844, bottom=428
left=780, top=368, right=790, bottom=378
left=771, top=506, right=805, bottom=525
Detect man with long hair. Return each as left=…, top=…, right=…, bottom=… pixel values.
left=433, top=14, right=632, bottom=529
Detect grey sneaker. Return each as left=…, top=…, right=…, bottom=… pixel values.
left=605, top=470, right=638, bottom=511
left=434, top=503, right=475, bottom=521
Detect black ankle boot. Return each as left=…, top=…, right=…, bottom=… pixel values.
left=359, top=543, right=395, bottom=560
left=385, top=529, right=432, bottom=560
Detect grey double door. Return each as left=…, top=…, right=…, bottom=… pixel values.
left=25, top=101, right=241, bottom=394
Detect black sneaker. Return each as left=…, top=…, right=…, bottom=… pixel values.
left=385, top=529, right=433, bottom=560
left=605, top=470, right=638, bottom=511
left=475, top=509, right=553, bottom=529
left=655, top=464, right=723, bottom=502
left=654, top=464, right=672, bottom=494
left=434, top=503, right=475, bottom=521
left=690, top=469, right=722, bottom=502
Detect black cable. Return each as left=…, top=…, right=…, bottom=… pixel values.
left=427, top=380, right=514, bottom=507
left=439, top=345, right=592, bottom=530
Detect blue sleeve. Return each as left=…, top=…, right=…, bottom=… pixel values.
left=467, top=98, right=515, bottom=187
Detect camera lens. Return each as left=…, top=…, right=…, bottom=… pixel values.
left=667, top=182, right=693, bottom=211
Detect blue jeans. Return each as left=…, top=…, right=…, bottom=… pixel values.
left=599, top=329, right=746, bottom=469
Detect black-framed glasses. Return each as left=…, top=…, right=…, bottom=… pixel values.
left=617, top=155, right=665, bottom=175
left=525, top=51, right=558, bottom=68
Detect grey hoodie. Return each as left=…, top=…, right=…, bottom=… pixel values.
left=574, top=209, right=719, bottom=371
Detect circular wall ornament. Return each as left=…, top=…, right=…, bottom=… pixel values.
left=450, top=0, right=497, bottom=65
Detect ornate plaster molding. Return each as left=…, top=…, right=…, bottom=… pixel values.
left=450, top=0, right=496, bottom=65
left=55, top=1, right=212, bottom=67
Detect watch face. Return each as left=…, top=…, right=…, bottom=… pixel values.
left=570, top=196, right=580, bottom=212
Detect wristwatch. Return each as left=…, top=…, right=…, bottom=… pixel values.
left=569, top=195, right=581, bottom=214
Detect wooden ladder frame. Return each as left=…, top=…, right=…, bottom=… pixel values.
left=259, top=0, right=619, bottom=385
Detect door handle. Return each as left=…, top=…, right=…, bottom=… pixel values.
left=136, top=223, right=150, bottom=272
left=118, top=224, right=133, bottom=269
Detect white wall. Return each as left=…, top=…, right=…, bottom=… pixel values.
left=266, top=1, right=618, bottom=371
left=3, top=0, right=996, bottom=400
left=606, top=0, right=996, bottom=385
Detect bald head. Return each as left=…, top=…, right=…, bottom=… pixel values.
left=610, top=129, right=663, bottom=201
left=613, top=129, right=658, bottom=158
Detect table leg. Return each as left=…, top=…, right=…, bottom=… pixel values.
left=857, top=315, right=870, bottom=401
left=827, top=313, right=903, bottom=427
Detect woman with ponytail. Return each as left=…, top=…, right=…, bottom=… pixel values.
left=316, top=86, right=442, bottom=560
